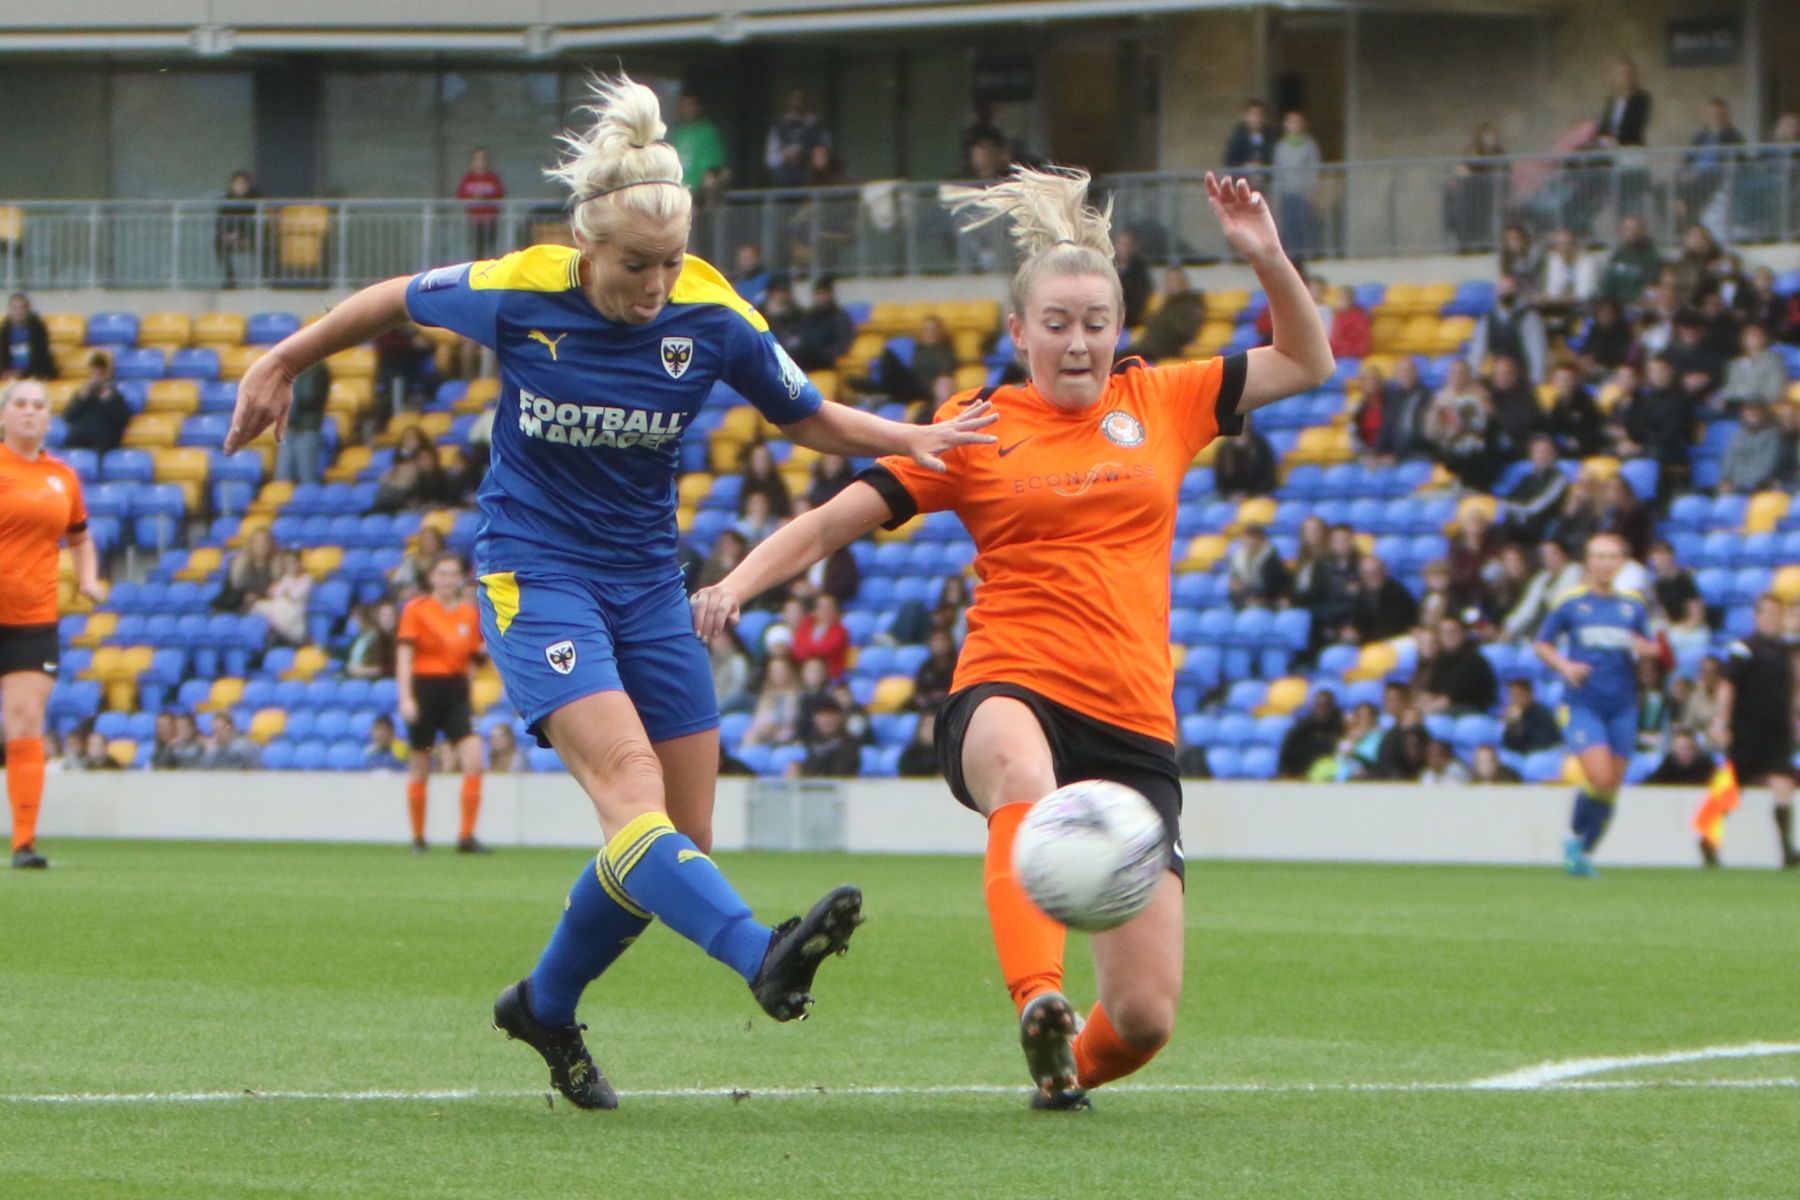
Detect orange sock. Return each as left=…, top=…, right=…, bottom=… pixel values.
left=1073, top=1003, right=1166, bottom=1089
left=406, top=779, right=427, bottom=841
left=457, top=773, right=483, bottom=842
left=6, top=737, right=45, bottom=851
left=984, top=802, right=1066, bottom=1013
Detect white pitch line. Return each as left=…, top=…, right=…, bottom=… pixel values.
left=1469, top=1041, right=1800, bottom=1090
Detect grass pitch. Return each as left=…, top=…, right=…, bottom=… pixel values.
left=2, top=840, right=1795, bottom=1199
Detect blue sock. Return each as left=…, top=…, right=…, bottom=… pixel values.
left=601, top=812, right=771, bottom=982
left=526, top=856, right=652, bottom=1027
left=1568, top=790, right=1595, bottom=843
left=1582, top=792, right=1616, bottom=853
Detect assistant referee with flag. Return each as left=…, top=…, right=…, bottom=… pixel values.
left=1709, top=595, right=1798, bottom=868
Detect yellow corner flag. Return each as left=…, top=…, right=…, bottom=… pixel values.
left=1691, top=759, right=1740, bottom=852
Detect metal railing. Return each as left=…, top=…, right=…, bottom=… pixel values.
left=3, top=144, right=1797, bottom=291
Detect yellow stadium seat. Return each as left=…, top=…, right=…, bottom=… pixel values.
left=327, top=346, right=376, bottom=381
left=218, top=345, right=265, bottom=381
left=1353, top=532, right=1376, bottom=555
left=417, top=411, right=452, bottom=441
left=1433, top=315, right=1476, bottom=353
left=378, top=412, right=422, bottom=448
left=44, top=380, right=78, bottom=414
left=249, top=480, right=294, bottom=514
left=1395, top=314, right=1439, bottom=354
left=1595, top=380, right=1629, bottom=413
left=80, top=646, right=121, bottom=681
left=44, top=312, right=85, bottom=348
left=326, top=378, right=372, bottom=416
left=1260, top=676, right=1311, bottom=716
left=842, top=331, right=885, bottom=368
left=719, top=405, right=761, bottom=441
left=1204, top=288, right=1250, bottom=320
left=942, top=299, right=1001, bottom=331
left=1191, top=320, right=1235, bottom=356
left=871, top=675, right=916, bottom=713
left=1374, top=283, right=1422, bottom=317
left=1560, top=753, right=1587, bottom=786
left=248, top=708, right=287, bottom=744
left=204, top=678, right=246, bottom=711
left=1745, top=490, right=1790, bottom=534
left=117, top=645, right=154, bottom=681
left=1178, top=534, right=1227, bottom=572
left=676, top=505, right=695, bottom=533
left=472, top=676, right=504, bottom=714
left=106, top=739, right=136, bottom=768
left=228, top=514, right=273, bottom=547
left=1168, top=644, right=1186, bottom=672
left=153, top=446, right=210, bottom=485
left=194, top=312, right=246, bottom=346
left=1787, top=379, right=1800, bottom=404
left=708, top=433, right=748, bottom=474
left=1192, top=438, right=1221, bottom=467
left=1235, top=496, right=1278, bottom=530
left=282, top=645, right=330, bottom=681
left=454, top=377, right=500, bottom=415
left=807, top=369, right=840, bottom=401
left=1289, top=425, right=1351, bottom=465
left=324, top=446, right=370, bottom=484
left=144, top=380, right=200, bottom=416
left=139, top=312, right=192, bottom=347
left=55, top=345, right=94, bottom=378
left=677, top=473, right=714, bottom=507
left=951, top=329, right=985, bottom=364
left=175, top=546, right=223, bottom=582
left=300, top=546, right=342, bottom=578
left=1772, top=565, right=1800, bottom=603
left=1579, top=456, right=1620, bottom=480
left=419, top=510, right=456, bottom=536
left=1418, top=282, right=1457, bottom=311
left=276, top=205, right=330, bottom=272
left=122, top=413, right=180, bottom=449
left=72, top=612, right=117, bottom=648
left=1347, top=642, right=1397, bottom=681
left=954, top=364, right=988, bottom=392
left=1454, top=495, right=1497, bottom=525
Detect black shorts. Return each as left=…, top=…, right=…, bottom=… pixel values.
left=408, top=675, right=473, bottom=751
left=0, top=623, right=59, bottom=677
left=936, top=681, right=1185, bottom=883
left=1728, top=730, right=1796, bottom=784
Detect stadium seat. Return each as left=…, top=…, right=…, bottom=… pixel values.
left=247, top=312, right=301, bottom=345
left=114, top=347, right=167, bottom=381
left=86, top=311, right=138, bottom=346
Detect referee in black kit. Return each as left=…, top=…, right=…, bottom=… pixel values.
left=1710, top=595, right=1799, bottom=868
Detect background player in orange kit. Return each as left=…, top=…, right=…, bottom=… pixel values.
left=694, top=166, right=1332, bottom=1108
left=397, top=552, right=488, bottom=853
left=0, top=379, right=103, bottom=868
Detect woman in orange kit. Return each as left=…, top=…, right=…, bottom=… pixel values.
left=397, top=552, right=489, bottom=853
left=694, top=166, right=1331, bottom=1108
left=0, top=380, right=103, bottom=868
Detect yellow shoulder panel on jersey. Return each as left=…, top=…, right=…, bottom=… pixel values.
left=669, top=255, right=769, bottom=332
left=468, top=245, right=581, bottom=293
left=1550, top=585, right=1588, bottom=607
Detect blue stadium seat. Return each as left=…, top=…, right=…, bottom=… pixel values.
left=248, top=312, right=302, bottom=345
left=1691, top=457, right=1721, bottom=491
left=1618, top=457, right=1658, bottom=502
left=891, top=643, right=929, bottom=675
left=314, top=710, right=351, bottom=742
left=1179, top=714, right=1216, bottom=748
left=114, top=347, right=166, bottom=380
left=1424, top=712, right=1456, bottom=742
left=1480, top=642, right=1516, bottom=680
left=857, top=745, right=892, bottom=777
left=211, top=480, right=255, bottom=518
left=1729, top=568, right=1771, bottom=605
left=1442, top=279, right=1496, bottom=317
left=1343, top=678, right=1386, bottom=711
left=1253, top=714, right=1293, bottom=746
left=718, top=711, right=754, bottom=748
left=1272, top=608, right=1311, bottom=651
left=768, top=745, right=807, bottom=776
left=199, top=380, right=239, bottom=413
left=169, top=347, right=220, bottom=380
left=735, top=610, right=775, bottom=650
left=86, top=311, right=139, bottom=345
left=85, top=482, right=135, bottom=521
left=101, top=448, right=154, bottom=484
left=1319, top=463, right=1359, bottom=498
left=1197, top=607, right=1233, bottom=645
left=1317, top=643, right=1359, bottom=677
left=291, top=740, right=330, bottom=771
left=142, top=613, right=178, bottom=647
left=262, top=741, right=296, bottom=770
left=1224, top=680, right=1265, bottom=712
left=1523, top=749, right=1566, bottom=783
left=1391, top=459, right=1435, bottom=494
left=284, top=711, right=318, bottom=741
left=1177, top=644, right=1221, bottom=691
left=1208, top=746, right=1242, bottom=779
left=1452, top=714, right=1500, bottom=751
left=1708, top=493, right=1748, bottom=529
left=1278, top=464, right=1324, bottom=498
left=1240, top=746, right=1278, bottom=779
left=368, top=678, right=398, bottom=712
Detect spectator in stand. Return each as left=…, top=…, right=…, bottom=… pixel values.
left=485, top=723, right=528, bottom=774
left=1445, top=504, right=1505, bottom=613
left=959, top=100, right=1009, bottom=175
left=213, top=525, right=278, bottom=613
left=0, top=293, right=53, bottom=380
left=1573, top=297, right=1635, bottom=377
left=1697, top=288, right=1745, bottom=368
left=761, top=278, right=803, bottom=355
left=1273, top=109, right=1322, bottom=258
left=911, top=627, right=958, bottom=715
left=454, top=148, right=506, bottom=260
left=1223, top=99, right=1274, bottom=176
left=1469, top=274, right=1548, bottom=384
left=70, top=729, right=122, bottom=772
left=1419, top=739, right=1470, bottom=785
left=1213, top=413, right=1277, bottom=498
left=1501, top=540, right=1583, bottom=643
left=1326, top=283, right=1371, bottom=359
left=1351, top=362, right=1387, bottom=458
left=1445, top=123, right=1507, bottom=252
left=1419, top=615, right=1498, bottom=715
left=737, top=442, right=793, bottom=520
left=1680, top=655, right=1725, bottom=743
left=1599, top=215, right=1662, bottom=305
left=60, top=351, right=131, bottom=454
left=1374, top=356, right=1432, bottom=461
left=1540, top=229, right=1598, bottom=313
left=390, top=524, right=447, bottom=598
left=1225, top=522, right=1289, bottom=609
left=1484, top=352, right=1545, bottom=463
left=1733, top=264, right=1780, bottom=330
left=734, top=489, right=780, bottom=547
left=1646, top=728, right=1715, bottom=785
left=274, top=361, right=329, bottom=485
left=1671, top=224, right=1724, bottom=306
left=1114, top=229, right=1153, bottom=330
left=731, top=244, right=770, bottom=309
left=1426, top=359, right=1494, bottom=490
left=196, top=713, right=262, bottom=770
left=214, top=172, right=260, bottom=290
left=791, top=698, right=861, bottom=778
left=791, top=592, right=849, bottom=679
left=169, top=713, right=204, bottom=765
left=1324, top=701, right=1384, bottom=781
left=765, top=88, right=830, bottom=187
left=1504, top=676, right=1562, bottom=752
left=1587, top=56, right=1653, bottom=207
left=793, top=656, right=836, bottom=742
left=374, top=430, right=454, bottom=514
left=1609, top=356, right=1694, bottom=480
left=1677, top=100, right=1745, bottom=231
left=1130, top=267, right=1206, bottom=362
left=807, top=453, right=856, bottom=509
left=827, top=678, right=871, bottom=747
left=741, top=654, right=801, bottom=748
left=669, top=93, right=728, bottom=195
left=1543, top=361, right=1604, bottom=456
left=762, top=596, right=806, bottom=656
left=1277, top=689, right=1343, bottom=780
left=346, top=600, right=399, bottom=680
left=1718, top=400, right=1785, bottom=493
left=372, top=324, right=437, bottom=421
left=897, top=710, right=938, bottom=778
left=794, top=276, right=855, bottom=371
left=1718, top=322, right=1786, bottom=408
left=1635, top=656, right=1671, bottom=756
left=1498, top=226, right=1543, bottom=298
left=150, top=711, right=202, bottom=770
left=462, top=406, right=494, bottom=493
left=864, top=315, right=959, bottom=407
left=1648, top=537, right=1701, bottom=618
left=1486, top=543, right=1535, bottom=628
left=709, top=626, right=753, bottom=715
left=1416, top=559, right=1457, bottom=629
left=1470, top=744, right=1521, bottom=783
left=1597, top=475, right=1652, bottom=564
left=254, top=548, right=313, bottom=646
left=1378, top=722, right=1431, bottom=783
left=1299, top=523, right=1361, bottom=647
left=363, top=715, right=406, bottom=771
left=1347, top=554, right=1418, bottom=645
left=1500, top=435, right=1569, bottom=543
left=699, top=529, right=749, bottom=593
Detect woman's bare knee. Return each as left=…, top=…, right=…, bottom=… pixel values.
left=1107, top=992, right=1177, bottom=1050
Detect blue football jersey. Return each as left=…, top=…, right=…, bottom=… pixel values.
left=406, top=246, right=821, bottom=579
left=1535, top=586, right=1650, bottom=713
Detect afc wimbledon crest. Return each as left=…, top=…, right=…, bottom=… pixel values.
left=660, top=336, right=694, bottom=379
left=544, top=639, right=577, bottom=675
left=1099, top=410, right=1145, bottom=447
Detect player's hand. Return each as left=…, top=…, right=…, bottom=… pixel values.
left=1205, top=172, right=1284, bottom=266
left=1559, top=660, right=1592, bottom=687
left=690, top=586, right=742, bottom=641
left=78, top=578, right=106, bottom=604
left=906, top=398, right=997, bottom=473
left=398, top=696, right=418, bottom=725
left=224, top=351, right=297, bottom=453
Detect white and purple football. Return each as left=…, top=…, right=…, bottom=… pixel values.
left=1012, top=780, right=1167, bottom=932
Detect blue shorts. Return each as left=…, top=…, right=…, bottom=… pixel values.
left=474, top=568, right=717, bottom=748
left=1564, top=703, right=1636, bottom=759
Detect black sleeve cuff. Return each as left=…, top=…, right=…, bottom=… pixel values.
left=1216, top=352, right=1249, bottom=436
left=853, top=465, right=918, bottom=531
left=67, top=520, right=88, bottom=535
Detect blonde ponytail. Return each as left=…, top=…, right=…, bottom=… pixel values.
left=941, top=165, right=1120, bottom=317
left=547, top=74, right=692, bottom=243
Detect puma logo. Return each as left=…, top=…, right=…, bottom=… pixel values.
left=528, top=330, right=568, bottom=360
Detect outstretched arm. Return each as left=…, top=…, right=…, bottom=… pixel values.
left=692, top=481, right=893, bottom=638
left=1205, top=172, right=1335, bottom=411
left=781, top=399, right=995, bottom=474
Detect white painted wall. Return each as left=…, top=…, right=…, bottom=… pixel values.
left=19, top=773, right=1788, bottom=869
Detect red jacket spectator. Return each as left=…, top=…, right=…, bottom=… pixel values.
left=455, top=151, right=505, bottom=220
left=1329, top=303, right=1372, bottom=359
left=792, top=598, right=850, bottom=679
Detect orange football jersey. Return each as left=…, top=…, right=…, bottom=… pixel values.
left=869, top=354, right=1244, bottom=743
left=398, top=594, right=483, bottom=677
left=0, top=443, right=88, bottom=626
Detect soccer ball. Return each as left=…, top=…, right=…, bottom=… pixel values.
left=1011, top=780, right=1168, bottom=932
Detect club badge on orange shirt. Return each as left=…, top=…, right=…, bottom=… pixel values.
left=1100, top=410, right=1144, bottom=447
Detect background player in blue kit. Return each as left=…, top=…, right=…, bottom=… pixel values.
left=223, top=74, right=996, bottom=1110
left=1532, top=533, right=1659, bottom=877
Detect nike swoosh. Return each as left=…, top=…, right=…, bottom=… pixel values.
left=997, top=437, right=1035, bottom=457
